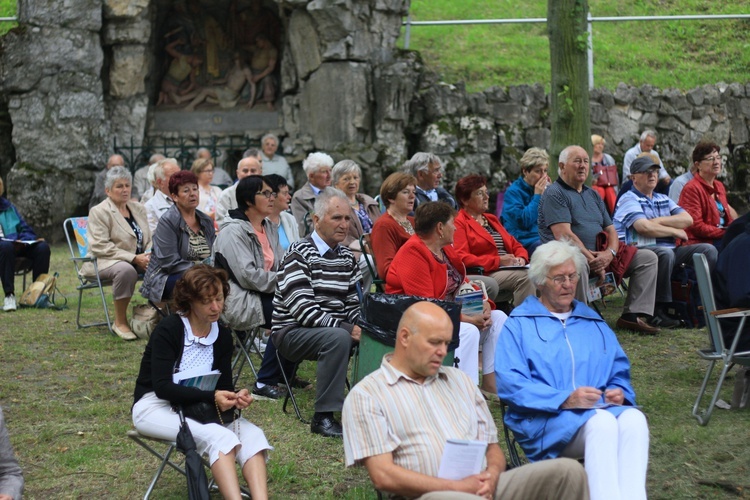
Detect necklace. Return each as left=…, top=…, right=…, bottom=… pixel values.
left=389, top=211, right=414, bottom=235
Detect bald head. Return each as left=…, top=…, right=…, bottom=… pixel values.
left=391, top=302, right=453, bottom=382
left=107, top=154, right=125, bottom=169
left=237, top=157, right=262, bottom=180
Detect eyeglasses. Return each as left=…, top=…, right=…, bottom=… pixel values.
left=546, top=273, right=580, bottom=286
left=473, top=189, right=489, bottom=198
left=701, top=156, right=722, bottom=164
left=256, top=190, right=277, bottom=199
left=202, top=168, right=214, bottom=173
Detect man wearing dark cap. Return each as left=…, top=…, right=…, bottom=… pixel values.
left=539, top=145, right=660, bottom=334
left=613, top=156, right=718, bottom=328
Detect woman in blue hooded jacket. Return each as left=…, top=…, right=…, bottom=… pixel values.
left=0, top=177, right=50, bottom=312
left=496, top=239, right=649, bottom=500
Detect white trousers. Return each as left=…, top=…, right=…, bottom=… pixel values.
left=132, top=392, right=273, bottom=467
left=561, top=408, right=649, bottom=500
left=455, top=310, right=507, bottom=384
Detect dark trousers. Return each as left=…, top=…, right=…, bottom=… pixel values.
left=255, top=292, right=296, bottom=385
left=0, top=240, right=51, bottom=295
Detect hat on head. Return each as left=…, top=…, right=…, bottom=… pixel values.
left=630, top=156, right=660, bottom=175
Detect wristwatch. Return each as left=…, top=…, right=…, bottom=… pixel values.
left=609, top=248, right=617, bottom=258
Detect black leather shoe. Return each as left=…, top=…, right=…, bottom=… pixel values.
left=648, top=311, right=681, bottom=329
left=311, top=415, right=343, bottom=438
left=252, top=383, right=286, bottom=400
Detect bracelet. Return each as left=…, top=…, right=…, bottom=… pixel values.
left=609, top=248, right=617, bottom=258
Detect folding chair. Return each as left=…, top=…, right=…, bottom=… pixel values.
left=498, top=401, right=526, bottom=469
left=691, top=253, right=750, bottom=425
left=14, top=257, right=33, bottom=292
left=277, top=349, right=309, bottom=424
left=63, top=217, right=114, bottom=334
left=127, top=430, right=250, bottom=499
left=231, top=327, right=262, bottom=386
left=359, top=233, right=384, bottom=292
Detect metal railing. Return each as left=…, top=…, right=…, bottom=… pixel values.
left=402, top=13, right=750, bottom=89
left=113, top=136, right=260, bottom=174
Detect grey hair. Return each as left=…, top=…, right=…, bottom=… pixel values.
left=528, top=239, right=587, bottom=287
left=313, top=187, right=348, bottom=219
left=405, top=152, right=442, bottom=176
left=242, top=147, right=260, bottom=159
left=558, top=145, right=584, bottom=166
left=520, top=147, right=549, bottom=173
left=639, top=130, right=657, bottom=142
left=331, top=159, right=361, bottom=186
left=303, top=151, right=334, bottom=175
left=261, top=133, right=279, bottom=145
left=105, top=166, right=132, bottom=190
left=152, top=158, right=179, bottom=182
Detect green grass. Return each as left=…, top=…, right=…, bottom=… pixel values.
left=2, top=245, right=750, bottom=498
left=0, top=0, right=16, bottom=35
left=403, top=0, right=750, bottom=92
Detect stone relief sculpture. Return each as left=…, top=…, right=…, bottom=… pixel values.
left=156, top=0, right=281, bottom=111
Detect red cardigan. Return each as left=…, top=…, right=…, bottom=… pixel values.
left=453, top=209, right=528, bottom=272
left=386, top=234, right=465, bottom=299
left=371, top=212, right=414, bottom=278
left=678, top=175, right=733, bottom=245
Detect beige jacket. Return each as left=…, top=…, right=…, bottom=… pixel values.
left=81, top=198, right=152, bottom=277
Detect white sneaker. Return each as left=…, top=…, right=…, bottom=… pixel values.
left=253, top=337, right=267, bottom=354
left=3, top=294, right=17, bottom=312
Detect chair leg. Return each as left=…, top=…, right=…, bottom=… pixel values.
left=276, top=349, right=308, bottom=424
left=96, top=280, right=113, bottom=334
left=232, top=329, right=259, bottom=386
left=128, top=433, right=186, bottom=499
left=693, top=358, right=735, bottom=426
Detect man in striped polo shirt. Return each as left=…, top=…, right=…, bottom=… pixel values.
left=272, top=188, right=362, bottom=438
left=613, top=156, right=717, bottom=329
left=342, top=302, right=589, bottom=499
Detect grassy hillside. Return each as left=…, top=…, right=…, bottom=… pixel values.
left=0, top=0, right=15, bottom=35
left=403, top=0, right=750, bottom=92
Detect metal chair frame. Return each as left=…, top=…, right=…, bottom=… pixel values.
left=127, top=430, right=250, bottom=499
left=231, top=327, right=262, bottom=386
left=63, top=217, right=114, bottom=334
left=691, top=253, right=750, bottom=425
left=358, top=233, right=384, bottom=292
left=14, top=257, right=33, bottom=292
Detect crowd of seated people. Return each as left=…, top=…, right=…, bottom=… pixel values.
left=65, top=132, right=747, bottom=497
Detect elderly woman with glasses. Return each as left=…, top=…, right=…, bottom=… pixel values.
left=191, top=157, right=223, bottom=220
left=453, top=174, right=535, bottom=306
left=496, top=240, right=649, bottom=500
left=332, top=160, right=381, bottom=250
left=83, top=166, right=152, bottom=340
left=678, top=141, right=738, bottom=250
left=140, top=171, right=216, bottom=305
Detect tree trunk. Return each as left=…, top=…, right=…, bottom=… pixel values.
left=547, top=0, right=591, bottom=180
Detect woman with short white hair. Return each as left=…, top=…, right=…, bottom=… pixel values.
left=290, top=151, right=334, bottom=236
left=496, top=239, right=649, bottom=500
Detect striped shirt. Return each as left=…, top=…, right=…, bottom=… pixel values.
left=342, top=354, right=498, bottom=475
left=272, top=234, right=362, bottom=333
left=613, top=188, right=684, bottom=246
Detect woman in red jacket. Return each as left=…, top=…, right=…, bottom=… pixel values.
left=453, top=175, right=535, bottom=307
left=678, top=142, right=737, bottom=250
left=386, top=202, right=507, bottom=394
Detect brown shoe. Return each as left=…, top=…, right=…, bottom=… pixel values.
left=616, top=316, right=660, bottom=335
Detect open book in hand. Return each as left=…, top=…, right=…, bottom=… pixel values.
left=173, top=363, right=221, bottom=392
left=437, top=439, right=487, bottom=480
